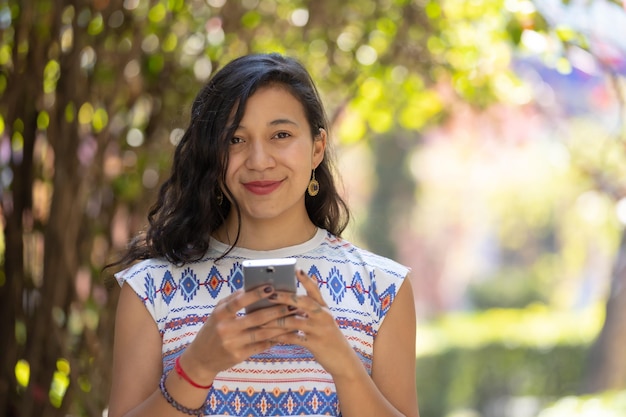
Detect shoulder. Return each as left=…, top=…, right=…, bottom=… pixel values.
left=114, top=248, right=229, bottom=287
left=313, top=231, right=410, bottom=325
left=115, top=258, right=171, bottom=287
left=317, top=231, right=410, bottom=279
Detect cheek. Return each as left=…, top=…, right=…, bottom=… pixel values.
left=224, top=161, right=240, bottom=188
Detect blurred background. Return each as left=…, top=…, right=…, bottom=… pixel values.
left=1, top=0, right=626, bottom=416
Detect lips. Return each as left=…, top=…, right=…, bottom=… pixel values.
left=243, top=180, right=283, bottom=195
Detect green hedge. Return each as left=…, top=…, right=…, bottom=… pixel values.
left=537, top=390, right=626, bottom=416
left=416, top=342, right=589, bottom=417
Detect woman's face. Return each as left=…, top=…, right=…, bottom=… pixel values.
left=224, top=85, right=325, bottom=227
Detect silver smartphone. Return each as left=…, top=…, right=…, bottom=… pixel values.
left=243, top=257, right=297, bottom=314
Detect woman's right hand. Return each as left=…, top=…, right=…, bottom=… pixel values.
left=178, top=285, right=296, bottom=386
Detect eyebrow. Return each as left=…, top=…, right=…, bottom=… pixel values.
left=269, top=118, right=298, bottom=127
left=236, top=118, right=299, bottom=130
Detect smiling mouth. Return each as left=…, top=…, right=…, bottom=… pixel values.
left=243, top=180, right=283, bottom=195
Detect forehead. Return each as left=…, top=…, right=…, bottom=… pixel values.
left=239, top=85, right=306, bottom=120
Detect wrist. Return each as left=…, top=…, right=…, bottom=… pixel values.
left=331, top=346, right=370, bottom=381
left=176, top=352, right=216, bottom=389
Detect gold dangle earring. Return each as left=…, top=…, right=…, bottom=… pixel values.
left=307, top=170, right=320, bottom=196
left=216, top=189, right=223, bottom=206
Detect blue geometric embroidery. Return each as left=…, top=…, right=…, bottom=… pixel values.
left=161, top=271, right=176, bottom=305
left=303, top=387, right=337, bottom=415
left=327, top=266, right=345, bottom=303
left=278, top=389, right=299, bottom=415
left=351, top=272, right=366, bottom=305
left=252, top=389, right=277, bottom=416
left=205, top=265, right=223, bottom=298
left=206, top=389, right=227, bottom=414
left=307, top=264, right=322, bottom=284
left=180, top=267, right=199, bottom=302
left=230, top=262, right=244, bottom=291
left=369, top=270, right=381, bottom=317
left=144, top=273, right=156, bottom=305
left=228, top=389, right=249, bottom=415
left=379, top=283, right=396, bottom=316
left=203, top=386, right=340, bottom=416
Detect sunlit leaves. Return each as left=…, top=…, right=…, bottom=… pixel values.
left=78, top=103, right=94, bottom=125
left=148, top=3, right=167, bottom=23
left=49, top=359, right=70, bottom=408
left=11, top=131, right=23, bottom=155
left=493, top=71, right=532, bottom=104
left=375, top=16, right=397, bottom=37
left=338, top=109, right=367, bottom=144
left=146, top=53, right=165, bottom=74
left=241, top=10, right=262, bottom=28
left=426, top=0, right=528, bottom=105
left=167, top=0, right=185, bottom=13
left=425, top=1, right=442, bottom=19
left=64, top=102, right=75, bottom=123
left=87, top=13, right=104, bottom=35
left=37, top=111, right=49, bottom=130
left=554, top=25, right=585, bottom=44
left=399, top=90, right=443, bottom=131
left=0, top=44, right=12, bottom=66
left=162, top=32, right=178, bottom=52
left=15, top=359, right=29, bottom=388
left=92, top=108, right=108, bottom=133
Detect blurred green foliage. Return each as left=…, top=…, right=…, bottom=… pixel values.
left=417, top=343, right=589, bottom=417
left=537, top=390, right=626, bottom=417
left=417, top=303, right=602, bottom=354
left=416, top=304, right=603, bottom=416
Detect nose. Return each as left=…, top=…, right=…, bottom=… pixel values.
left=245, top=138, right=276, bottom=170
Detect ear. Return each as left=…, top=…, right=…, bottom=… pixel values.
left=312, top=128, right=327, bottom=169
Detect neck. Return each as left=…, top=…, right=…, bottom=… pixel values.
left=215, top=215, right=318, bottom=251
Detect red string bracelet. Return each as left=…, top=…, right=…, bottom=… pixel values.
left=174, top=356, right=213, bottom=390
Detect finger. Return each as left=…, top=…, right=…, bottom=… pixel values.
left=216, top=288, right=243, bottom=305
left=260, top=313, right=311, bottom=333
left=296, top=269, right=327, bottom=306
left=271, top=329, right=309, bottom=346
left=267, top=290, right=325, bottom=316
left=214, top=289, right=244, bottom=316
left=244, top=304, right=295, bottom=328
left=244, top=326, right=293, bottom=348
left=218, top=285, right=275, bottom=316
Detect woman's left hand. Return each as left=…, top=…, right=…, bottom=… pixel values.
left=260, top=269, right=358, bottom=377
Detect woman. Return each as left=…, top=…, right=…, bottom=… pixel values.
left=108, top=53, right=419, bottom=417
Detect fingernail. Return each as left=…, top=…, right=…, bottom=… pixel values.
left=298, top=268, right=306, bottom=275
left=269, top=293, right=278, bottom=300
left=264, top=286, right=274, bottom=293
left=288, top=305, right=297, bottom=311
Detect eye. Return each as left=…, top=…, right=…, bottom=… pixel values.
left=273, top=131, right=291, bottom=139
left=230, top=136, right=244, bottom=144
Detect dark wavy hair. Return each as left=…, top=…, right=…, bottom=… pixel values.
left=111, top=53, right=350, bottom=268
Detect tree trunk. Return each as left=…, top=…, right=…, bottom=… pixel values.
left=583, top=229, right=626, bottom=393
left=0, top=1, right=50, bottom=414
